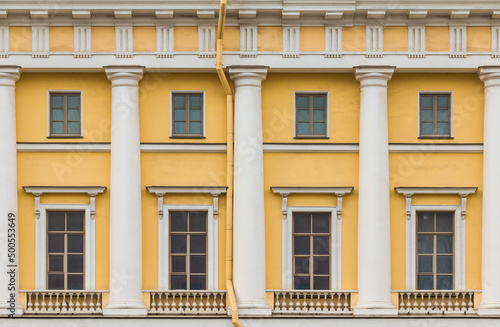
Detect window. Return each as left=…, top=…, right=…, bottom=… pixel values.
left=170, top=211, right=207, bottom=290
left=295, top=93, right=327, bottom=138
left=416, top=212, right=454, bottom=290
left=419, top=93, right=451, bottom=138
left=47, top=211, right=85, bottom=290
left=171, top=93, right=204, bottom=137
left=49, top=93, right=81, bottom=137
left=293, top=212, right=331, bottom=290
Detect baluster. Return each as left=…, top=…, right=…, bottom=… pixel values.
left=82, top=293, right=88, bottom=312
left=426, top=292, right=432, bottom=313
left=418, top=293, right=425, bottom=312
left=193, top=292, right=198, bottom=312
left=409, top=293, right=415, bottom=312
left=33, top=293, right=39, bottom=312
left=27, top=293, right=33, bottom=312
left=88, top=293, right=95, bottom=313
left=75, top=293, right=81, bottom=312
left=468, top=292, right=474, bottom=312
left=447, top=293, right=453, bottom=312
left=287, top=292, right=293, bottom=311
left=55, top=293, right=61, bottom=313
left=47, top=293, right=53, bottom=312
left=315, top=293, right=321, bottom=313
left=212, top=293, right=218, bottom=313
left=440, top=292, right=445, bottom=312
left=460, top=292, right=466, bottom=312
left=399, top=293, right=405, bottom=312
left=40, top=293, right=47, bottom=312
left=68, top=293, right=74, bottom=313
left=171, top=293, right=177, bottom=312
left=302, top=292, right=308, bottom=312
left=180, top=293, right=185, bottom=313
left=96, top=293, right=102, bottom=312
left=185, top=293, right=190, bottom=312
left=454, top=292, right=460, bottom=312
left=274, top=292, right=281, bottom=312
left=219, top=292, right=225, bottom=312
left=150, top=292, right=156, bottom=313
left=331, top=293, right=337, bottom=312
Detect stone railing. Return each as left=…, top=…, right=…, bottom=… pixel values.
left=396, top=291, right=479, bottom=314
left=21, top=291, right=103, bottom=314
left=269, top=290, right=355, bottom=314
left=148, top=291, right=227, bottom=315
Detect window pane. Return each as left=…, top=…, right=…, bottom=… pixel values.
left=418, top=256, right=433, bottom=273
left=437, top=123, right=449, bottom=135
left=417, top=213, right=434, bottom=232
left=313, top=276, right=329, bottom=290
left=190, top=275, right=206, bottom=290
left=52, top=109, right=64, bottom=121
left=421, top=109, right=433, bottom=122
left=171, top=275, right=187, bottom=290
left=297, top=122, right=309, bottom=135
left=313, top=96, right=325, bottom=109
left=67, top=122, right=80, bottom=134
left=313, top=109, right=325, bottom=122
left=174, top=122, right=186, bottom=134
left=297, top=109, right=309, bottom=122
left=436, top=275, right=453, bottom=290
left=67, top=212, right=84, bottom=231
left=48, top=212, right=65, bottom=231
left=189, top=212, right=206, bottom=232
left=437, top=109, right=448, bottom=122
left=174, top=96, right=186, bottom=109
left=48, top=235, right=64, bottom=253
left=312, top=213, right=329, bottom=233
left=67, top=274, right=84, bottom=290
left=67, top=96, right=80, bottom=109
left=190, top=109, right=201, bottom=121
left=437, top=255, right=453, bottom=274
left=48, top=255, right=64, bottom=272
left=313, top=123, right=325, bottom=135
left=189, top=122, right=202, bottom=134
left=436, top=213, right=453, bottom=232
left=170, top=235, right=187, bottom=253
left=297, top=96, right=309, bottom=109
left=190, top=235, right=206, bottom=253
left=294, top=256, right=309, bottom=274
left=421, top=96, right=433, bottom=109
left=437, top=235, right=453, bottom=254
left=417, top=235, right=433, bottom=254
left=48, top=274, right=64, bottom=290
left=190, top=255, right=206, bottom=273
left=171, top=212, right=188, bottom=232
left=417, top=275, right=433, bottom=290
left=294, top=214, right=311, bottom=233
left=437, top=96, right=449, bottom=109
left=52, top=96, right=64, bottom=109
left=67, top=254, right=84, bottom=273
left=294, top=236, right=310, bottom=255
left=171, top=256, right=186, bottom=272
left=174, top=109, right=186, bottom=121
left=52, top=122, right=64, bottom=134
left=313, top=256, right=329, bottom=275
left=313, top=236, right=329, bottom=255
left=421, top=122, right=433, bottom=135
left=190, top=96, right=202, bottom=109
left=294, top=276, right=310, bottom=290
left=68, top=235, right=84, bottom=253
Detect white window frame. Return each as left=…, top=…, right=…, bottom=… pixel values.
left=293, top=91, right=330, bottom=139
left=407, top=205, right=465, bottom=290
left=417, top=91, right=454, bottom=139
left=46, top=90, right=84, bottom=138
left=169, top=90, right=206, bottom=138
left=282, top=206, right=341, bottom=290
left=158, top=204, right=218, bottom=291
left=36, top=204, right=96, bottom=291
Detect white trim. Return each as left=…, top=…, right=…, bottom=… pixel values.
left=408, top=26, right=425, bottom=58
left=293, top=91, right=330, bottom=139
left=74, top=26, right=91, bottom=58
left=395, top=187, right=477, bottom=196
left=32, top=25, right=49, bottom=58
left=417, top=91, right=454, bottom=139
left=283, top=26, right=300, bottom=58
left=46, top=90, right=84, bottom=138
left=24, top=186, right=106, bottom=195
left=158, top=204, right=218, bottom=291
left=169, top=91, right=206, bottom=138
left=282, top=206, right=341, bottom=291
left=365, top=25, right=383, bottom=57
left=449, top=26, right=467, bottom=58
left=35, top=203, right=96, bottom=291
left=198, top=25, right=215, bottom=57
left=325, top=26, right=342, bottom=58
left=156, top=25, right=174, bottom=58
left=240, top=25, right=257, bottom=57
left=492, top=26, right=500, bottom=57
left=115, top=25, right=133, bottom=57
left=0, top=26, right=9, bottom=57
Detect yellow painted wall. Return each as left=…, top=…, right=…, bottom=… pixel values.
left=223, top=26, right=240, bottom=51
left=468, top=27, right=491, bottom=52
left=262, top=73, right=360, bottom=143
left=49, top=26, right=73, bottom=52
left=174, top=27, right=198, bottom=52
left=426, top=26, right=449, bottom=52
left=133, top=26, right=156, bottom=52
left=9, top=26, right=31, bottom=52
left=16, top=73, right=112, bottom=143
left=383, top=27, right=407, bottom=52
left=388, top=73, right=484, bottom=143
left=257, top=26, right=282, bottom=52
left=300, top=27, right=324, bottom=52
left=342, top=26, right=365, bottom=52
left=91, top=27, right=115, bottom=52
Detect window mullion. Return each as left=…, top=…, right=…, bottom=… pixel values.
left=309, top=96, right=313, bottom=135
left=187, top=213, right=191, bottom=290
left=63, top=95, right=68, bottom=135
left=433, top=96, right=437, bottom=135
left=186, top=95, right=190, bottom=134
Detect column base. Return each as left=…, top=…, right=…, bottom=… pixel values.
left=0, top=302, right=24, bottom=317
left=353, top=301, right=398, bottom=316
left=103, top=301, right=148, bottom=316
left=235, top=301, right=272, bottom=316
left=477, top=302, right=500, bottom=316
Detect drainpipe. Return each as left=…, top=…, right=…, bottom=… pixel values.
left=216, top=1, right=243, bottom=326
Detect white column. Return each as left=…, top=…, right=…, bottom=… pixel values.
left=229, top=66, right=271, bottom=316
left=478, top=67, right=500, bottom=316
left=0, top=66, right=23, bottom=317
left=103, top=66, right=146, bottom=316
left=354, top=66, right=397, bottom=316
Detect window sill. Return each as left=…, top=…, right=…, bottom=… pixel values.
left=294, top=136, right=330, bottom=140
left=170, top=135, right=206, bottom=139
left=418, top=136, right=454, bottom=140
left=47, top=135, right=83, bottom=139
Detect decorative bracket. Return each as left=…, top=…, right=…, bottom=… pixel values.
left=88, top=192, right=97, bottom=220
left=211, top=192, right=221, bottom=220
left=157, top=193, right=165, bottom=220
left=405, top=194, right=413, bottom=220
left=460, top=193, right=468, bottom=220
left=34, top=193, right=42, bottom=219
left=281, top=193, right=289, bottom=220
left=336, top=193, right=344, bottom=220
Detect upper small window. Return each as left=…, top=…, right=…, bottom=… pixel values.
left=295, top=93, right=327, bottom=138
left=50, top=93, right=81, bottom=137
left=420, top=94, right=451, bottom=138
left=171, top=93, right=204, bottom=137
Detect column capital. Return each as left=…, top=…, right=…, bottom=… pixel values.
left=229, top=66, right=268, bottom=88
left=479, top=66, right=500, bottom=88
left=0, top=66, right=21, bottom=88
left=354, top=66, right=395, bottom=88
left=104, top=66, right=144, bottom=87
